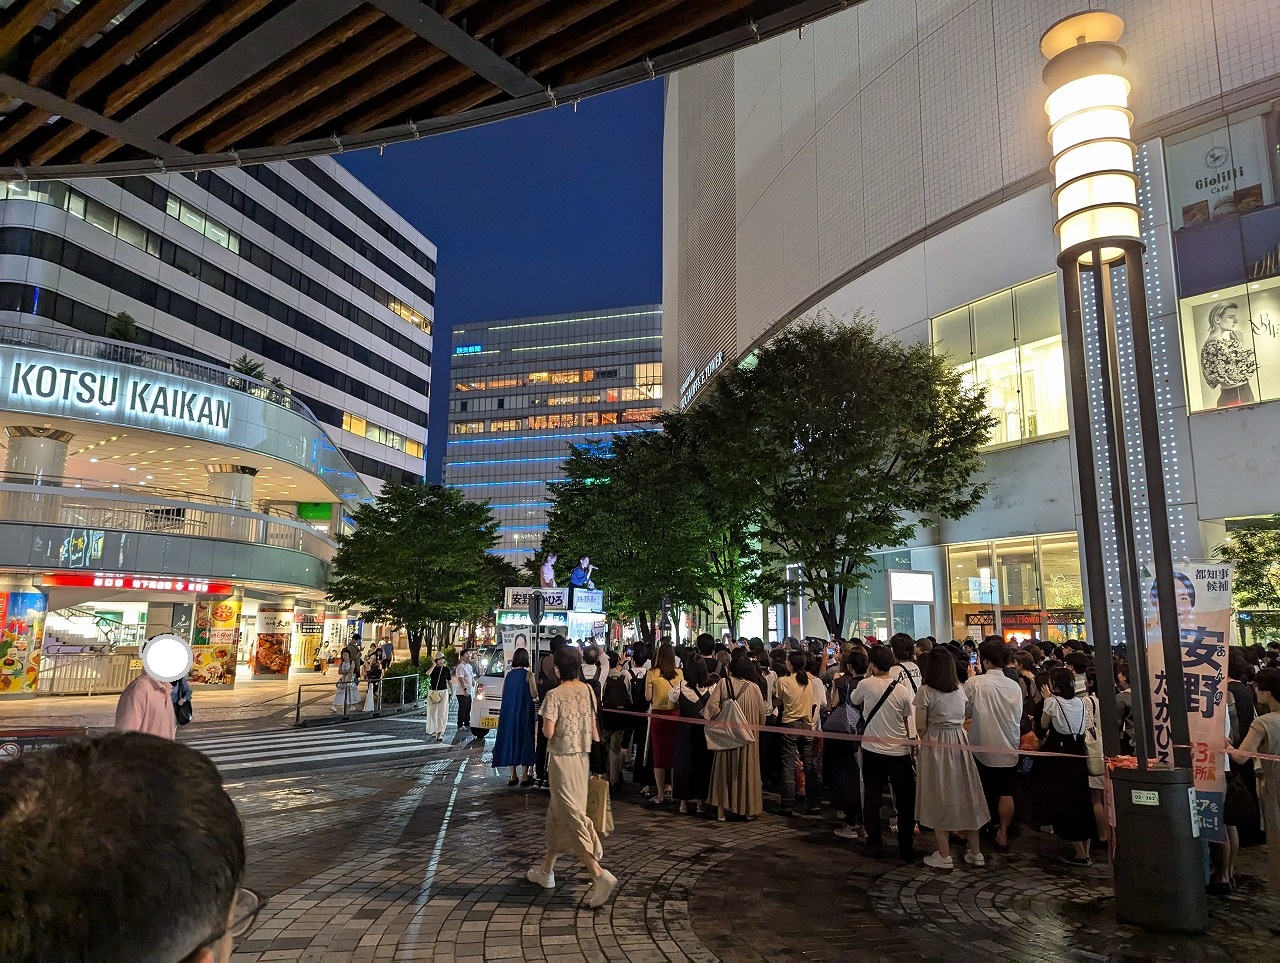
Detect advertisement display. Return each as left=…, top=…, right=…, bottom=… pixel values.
left=1144, top=564, right=1232, bottom=842
left=322, top=614, right=345, bottom=663
left=191, top=594, right=241, bottom=686
left=1166, top=115, right=1274, bottom=230
left=0, top=591, right=47, bottom=693
left=252, top=605, right=293, bottom=677
left=294, top=612, right=324, bottom=670
left=1179, top=279, right=1280, bottom=410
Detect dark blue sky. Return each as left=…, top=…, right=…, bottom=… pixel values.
left=339, top=79, right=664, bottom=328
left=339, top=80, right=663, bottom=483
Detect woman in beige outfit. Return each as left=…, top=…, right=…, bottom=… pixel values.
left=526, top=645, right=618, bottom=908
left=703, top=650, right=766, bottom=820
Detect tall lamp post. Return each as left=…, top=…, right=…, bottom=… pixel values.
left=1041, top=11, right=1205, bottom=932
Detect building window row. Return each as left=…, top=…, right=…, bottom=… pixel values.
left=342, top=412, right=425, bottom=458
left=230, top=165, right=437, bottom=292
left=932, top=274, right=1067, bottom=449
left=289, top=160, right=437, bottom=275
left=114, top=177, right=434, bottom=352
left=4, top=184, right=431, bottom=388
left=0, top=258, right=424, bottom=428
left=164, top=193, right=241, bottom=255
left=451, top=409, right=660, bottom=434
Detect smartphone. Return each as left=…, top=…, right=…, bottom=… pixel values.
left=969, top=652, right=979, bottom=667
left=826, top=646, right=835, bottom=657
left=624, top=646, right=633, bottom=657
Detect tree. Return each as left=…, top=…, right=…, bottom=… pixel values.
left=661, top=409, right=788, bottom=636
left=106, top=311, right=139, bottom=343
left=327, top=484, right=498, bottom=664
left=695, top=313, right=995, bottom=637
left=541, top=433, right=714, bottom=646
left=1216, top=518, right=1280, bottom=632
left=231, top=353, right=266, bottom=380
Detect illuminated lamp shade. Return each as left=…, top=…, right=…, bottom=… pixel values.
left=1041, top=12, right=1139, bottom=265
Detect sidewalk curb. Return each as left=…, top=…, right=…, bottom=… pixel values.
left=293, top=702, right=426, bottom=729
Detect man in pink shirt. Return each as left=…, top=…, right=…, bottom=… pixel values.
left=115, top=672, right=176, bottom=739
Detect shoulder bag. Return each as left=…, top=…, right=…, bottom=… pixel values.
left=856, top=676, right=900, bottom=736
left=587, top=684, right=609, bottom=775
left=705, top=677, right=756, bottom=751
left=822, top=677, right=862, bottom=735
left=1083, top=694, right=1105, bottom=777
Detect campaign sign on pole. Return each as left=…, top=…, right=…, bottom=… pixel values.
left=1144, top=563, right=1232, bottom=841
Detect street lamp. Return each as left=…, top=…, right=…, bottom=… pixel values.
left=659, top=596, right=673, bottom=650
left=1042, top=11, right=1205, bottom=933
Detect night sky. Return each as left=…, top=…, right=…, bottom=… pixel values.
left=338, top=79, right=664, bottom=481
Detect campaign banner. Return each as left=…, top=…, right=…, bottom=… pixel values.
left=252, top=605, right=293, bottom=676
left=504, top=587, right=569, bottom=609
left=1144, top=563, right=1232, bottom=841
left=571, top=588, right=604, bottom=613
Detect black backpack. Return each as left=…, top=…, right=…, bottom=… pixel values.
left=602, top=673, right=633, bottom=710
left=629, top=666, right=650, bottom=709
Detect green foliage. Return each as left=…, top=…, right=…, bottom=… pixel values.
left=695, top=313, right=995, bottom=637
left=661, top=409, right=789, bottom=634
left=230, top=353, right=266, bottom=380
left=1216, top=518, right=1280, bottom=630
left=542, top=432, right=714, bottom=645
left=105, top=311, right=139, bottom=343
left=482, top=553, right=523, bottom=608
left=326, top=484, right=498, bottom=663
left=381, top=659, right=425, bottom=680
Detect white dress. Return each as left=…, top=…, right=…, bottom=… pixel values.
left=330, top=658, right=359, bottom=711
left=914, top=685, right=990, bottom=831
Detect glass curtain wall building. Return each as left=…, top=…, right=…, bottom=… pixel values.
left=445, top=306, right=663, bottom=558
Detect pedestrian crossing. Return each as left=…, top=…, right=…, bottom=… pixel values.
left=181, top=726, right=434, bottom=775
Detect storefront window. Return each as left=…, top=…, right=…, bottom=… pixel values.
left=946, top=534, right=1084, bottom=645
left=932, top=276, right=1067, bottom=448
left=1179, top=276, right=1280, bottom=411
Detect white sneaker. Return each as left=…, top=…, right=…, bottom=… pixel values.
left=526, top=866, right=555, bottom=889
left=834, top=825, right=863, bottom=840
left=587, top=869, right=618, bottom=908
left=963, top=852, right=986, bottom=867
left=923, top=852, right=954, bottom=870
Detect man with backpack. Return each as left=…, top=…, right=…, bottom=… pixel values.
left=600, top=650, right=633, bottom=795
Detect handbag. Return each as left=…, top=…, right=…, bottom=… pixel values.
left=705, top=677, right=756, bottom=751
left=174, top=698, right=193, bottom=726
left=822, top=678, right=861, bottom=735
left=588, top=685, right=609, bottom=775
left=428, top=690, right=444, bottom=705
left=586, top=774, right=614, bottom=836
left=1083, top=695, right=1104, bottom=777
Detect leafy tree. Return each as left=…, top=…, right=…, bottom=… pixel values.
left=541, top=433, right=714, bottom=646
left=327, top=484, right=498, bottom=664
left=230, top=353, right=266, bottom=380
left=695, top=313, right=995, bottom=638
left=106, top=311, right=139, bottom=343
left=661, top=409, right=789, bottom=635
left=1216, top=518, right=1280, bottom=632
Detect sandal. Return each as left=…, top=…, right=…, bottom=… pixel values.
left=678, top=801, right=688, bottom=814
left=507, top=778, right=519, bottom=787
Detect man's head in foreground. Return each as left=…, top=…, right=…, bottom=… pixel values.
left=0, top=732, right=250, bottom=963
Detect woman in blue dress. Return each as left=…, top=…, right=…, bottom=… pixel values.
left=494, top=647, right=538, bottom=786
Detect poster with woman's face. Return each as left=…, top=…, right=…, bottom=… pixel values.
left=1180, top=285, right=1280, bottom=410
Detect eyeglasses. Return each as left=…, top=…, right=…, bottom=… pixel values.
left=179, top=888, right=266, bottom=961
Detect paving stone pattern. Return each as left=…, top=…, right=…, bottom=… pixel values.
left=230, top=741, right=1280, bottom=962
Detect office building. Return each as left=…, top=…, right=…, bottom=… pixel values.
left=445, top=306, right=663, bottom=558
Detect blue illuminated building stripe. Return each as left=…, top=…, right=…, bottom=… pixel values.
left=497, top=525, right=548, bottom=532
left=490, top=502, right=553, bottom=509
left=449, top=455, right=564, bottom=466
left=452, top=480, right=559, bottom=488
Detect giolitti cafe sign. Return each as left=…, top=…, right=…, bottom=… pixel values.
left=3, top=351, right=231, bottom=434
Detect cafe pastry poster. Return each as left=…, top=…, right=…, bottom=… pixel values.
left=1167, top=115, right=1274, bottom=230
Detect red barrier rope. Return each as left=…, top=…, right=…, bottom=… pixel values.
left=595, top=706, right=1280, bottom=764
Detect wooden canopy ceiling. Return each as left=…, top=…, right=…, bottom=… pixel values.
left=0, top=0, right=849, bottom=181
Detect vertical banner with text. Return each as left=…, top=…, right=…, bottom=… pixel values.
left=1144, top=563, right=1232, bottom=841
left=252, top=605, right=293, bottom=676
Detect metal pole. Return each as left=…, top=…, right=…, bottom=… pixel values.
left=1090, top=250, right=1160, bottom=766
left=1059, top=255, right=1139, bottom=761
left=1121, top=244, right=1194, bottom=770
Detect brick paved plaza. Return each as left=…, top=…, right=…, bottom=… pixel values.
left=225, top=734, right=1280, bottom=963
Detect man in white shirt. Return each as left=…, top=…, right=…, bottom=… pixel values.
left=454, top=650, right=476, bottom=732
left=965, top=639, right=1025, bottom=849
left=851, top=646, right=917, bottom=859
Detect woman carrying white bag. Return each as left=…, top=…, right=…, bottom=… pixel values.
left=703, top=650, right=765, bottom=821
left=330, top=650, right=359, bottom=713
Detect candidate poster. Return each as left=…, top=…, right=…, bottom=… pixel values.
left=1144, top=564, right=1232, bottom=841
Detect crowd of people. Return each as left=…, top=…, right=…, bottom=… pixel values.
left=493, top=630, right=1280, bottom=886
